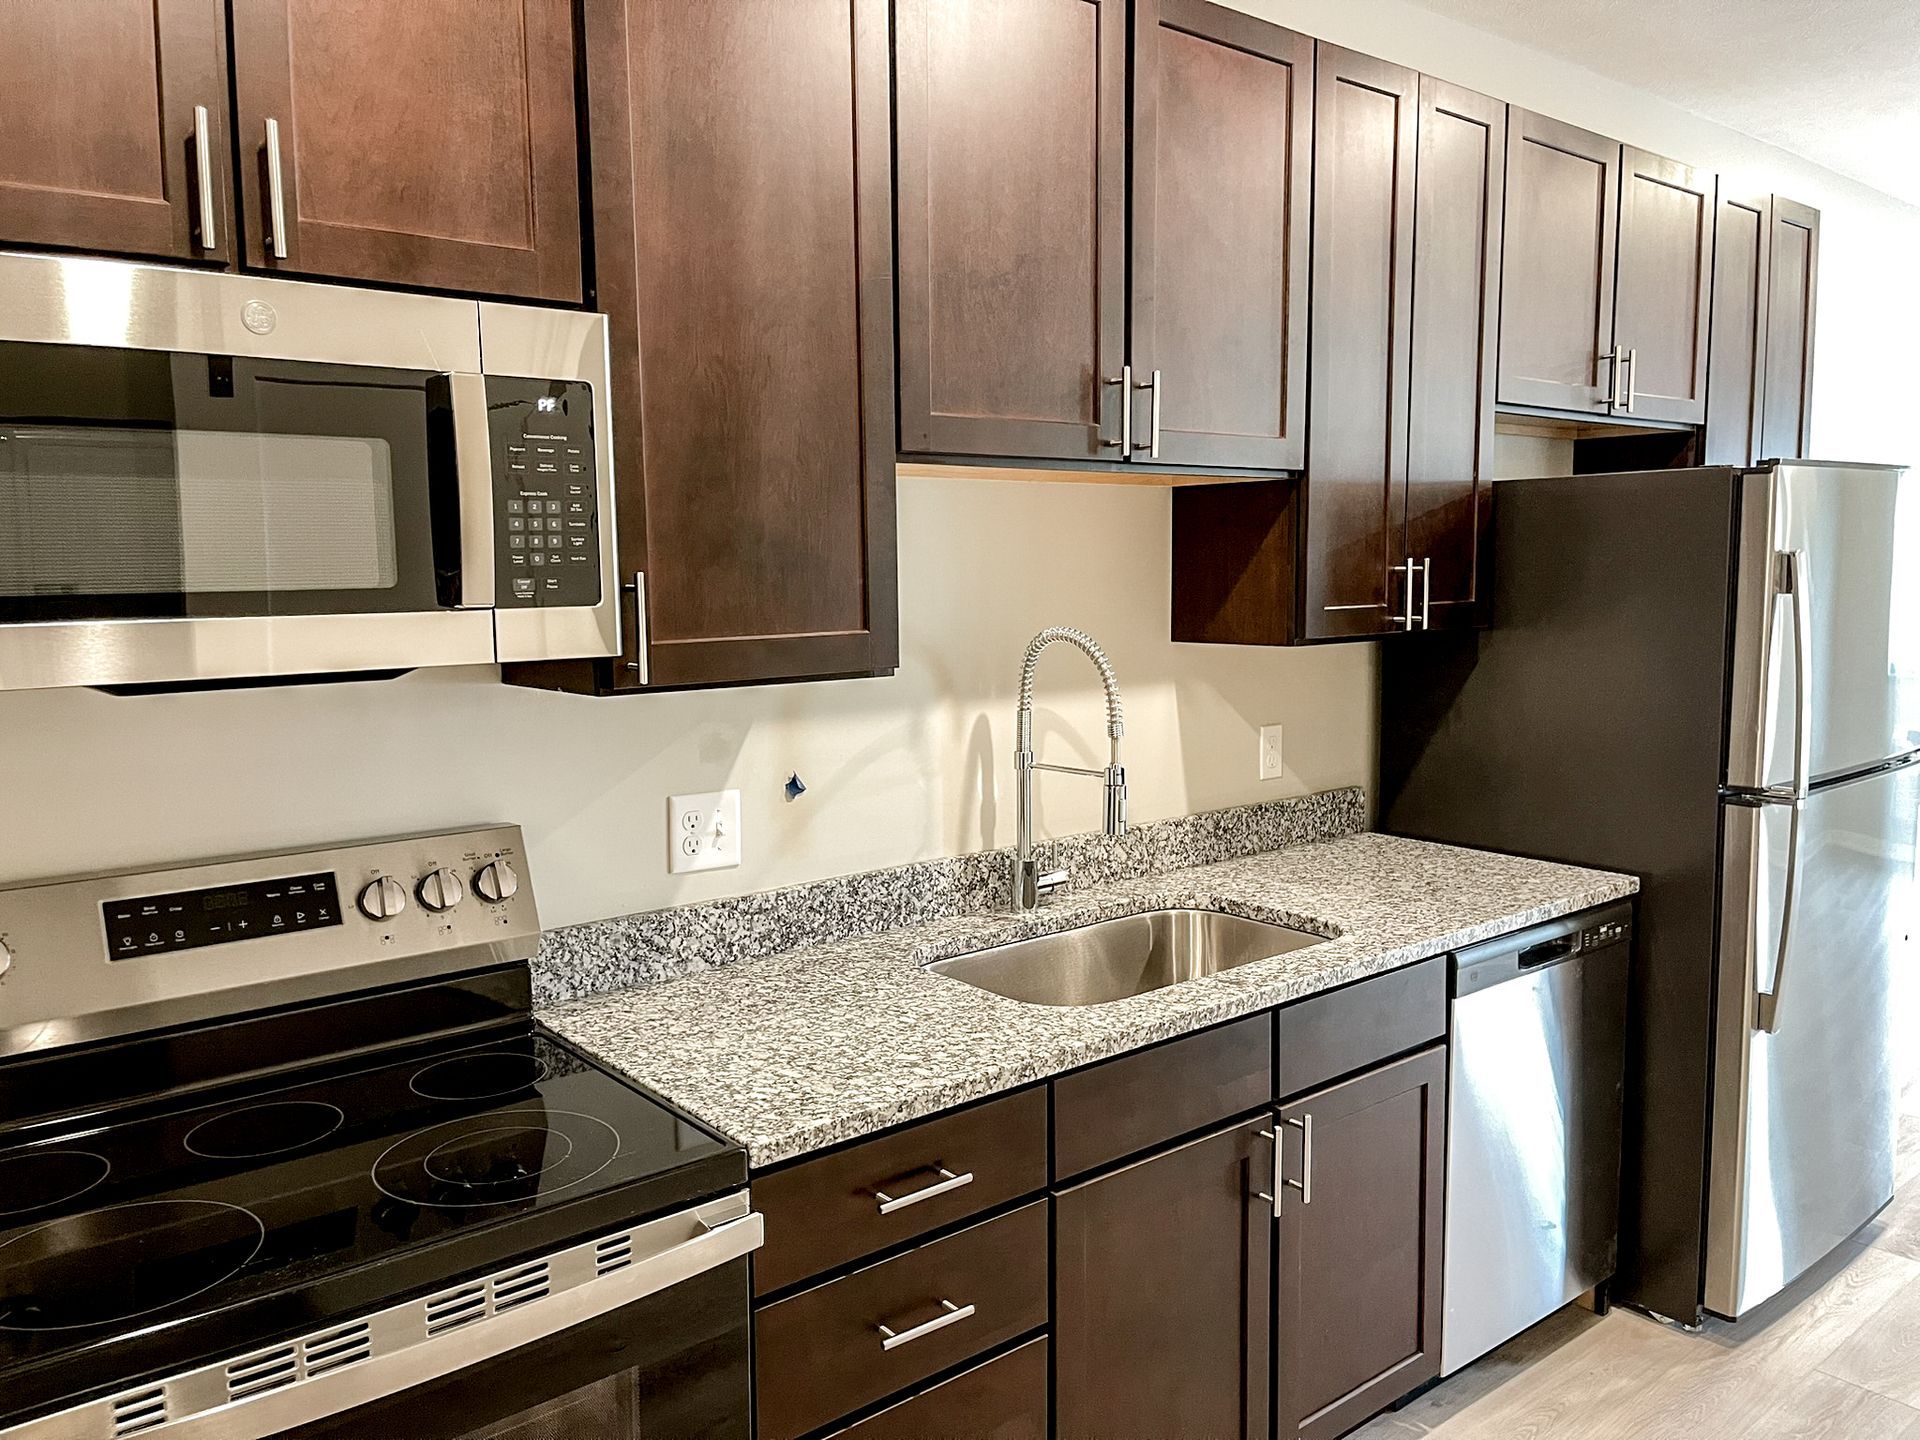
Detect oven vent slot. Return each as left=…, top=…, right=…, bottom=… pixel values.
left=110, top=1386, right=169, bottom=1437
left=491, top=1259, right=551, bottom=1312
left=595, top=1232, right=634, bottom=1275
left=226, top=1345, right=299, bottom=1401
left=302, top=1320, right=373, bottom=1376
left=424, top=1281, right=488, bottom=1336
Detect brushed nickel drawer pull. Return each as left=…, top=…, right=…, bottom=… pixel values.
left=876, top=1298, right=975, bottom=1352
left=872, top=1167, right=973, bottom=1215
left=192, top=104, right=218, bottom=251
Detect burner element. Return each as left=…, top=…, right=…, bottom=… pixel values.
left=184, top=1101, right=346, bottom=1160
left=410, top=1051, right=550, bottom=1102
left=0, top=1201, right=264, bottom=1331
left=423, top=1126, right=576, bottom=1188
left=374, top=1109, right=618, bottom=1210
left=0, top=1151, right=110, bottom=1219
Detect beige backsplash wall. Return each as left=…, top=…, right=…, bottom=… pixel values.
left=0, top=474, right=1377, bottom=928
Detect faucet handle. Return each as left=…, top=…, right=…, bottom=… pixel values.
left=1035, top=867, right=1069, bottom=902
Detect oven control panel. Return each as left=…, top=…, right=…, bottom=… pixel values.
left=0, top=826, right=541, bottom=1060
left=488, top=376, right=601, bottom=610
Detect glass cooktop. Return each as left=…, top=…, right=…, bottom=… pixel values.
left=0, top=1026, right=742, bottom=1425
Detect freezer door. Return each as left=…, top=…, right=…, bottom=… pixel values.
left=1727, top=462, right=1916, bottom=792
left=1705, top=760, right=1919, bottom=1318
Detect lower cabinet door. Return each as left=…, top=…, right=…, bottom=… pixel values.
left=826, top=1337, right=1049, bottom=1440
left=1277, top=1046, right=1447, bottom=1440
left=1055, top=1116, right=1273, bottom=1440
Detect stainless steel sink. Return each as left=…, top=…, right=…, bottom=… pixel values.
left=926, top=908, right=1327, bottom=1006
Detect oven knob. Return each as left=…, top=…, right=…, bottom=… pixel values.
left=474, top=859, right=520, bottom=904
left=357, top=876, right=408, bottom=922
left=0, top=938, right=11, bottom=978
left=416, top=868, right=465, bottom=913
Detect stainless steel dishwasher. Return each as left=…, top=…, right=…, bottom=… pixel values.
left=1442, top=901, right=1633, bottom=1375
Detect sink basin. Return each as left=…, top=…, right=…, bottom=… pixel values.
left=926, top=908, right=1327, bottom=1006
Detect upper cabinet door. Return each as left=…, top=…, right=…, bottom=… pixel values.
left=1130, top=0, right=1311, bottom=471
left=1300, top=44, right=1417, bottom=640
left=895, top=0, right=1127, bottom=461
left=1405, top=78, right=1503, bottom=633
left=229, top=0, right=582, bottom=301
left=570, top=0, right=898, bottom=690
left=1497, top=110, right=1619, bottom=414
left=1704, top=186, right=1772, bottom=466
left=1613, top=148, right=1715, bottom=424
left=0, top=0, right=231, bottom=263
left=1761, top=197, right=1820, bottom=460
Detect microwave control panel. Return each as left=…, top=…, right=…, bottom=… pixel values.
left=488, top=376, right=602, bottom=609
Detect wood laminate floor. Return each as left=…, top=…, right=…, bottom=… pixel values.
left=1355, top=1086, right=1920, bottom=1440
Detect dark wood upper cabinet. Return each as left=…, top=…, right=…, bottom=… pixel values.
left=1498, top=109, right=1620, bottom=414
left=1055, top=1117, right=1273, bottom=1440
left=1704, top=185, right=1772, bottom=466
left=1130, top=0, right=1311, bottom=470
left=1299, top=44, right=1418, bottom=640
left=1405, top=76, right=1503, bottom=633
left=1276, top=1047, right=1446, bottom=1440
left=0, top=0, right=232, bottom=263
left=1172, top=52, right=1498, bottom=647
left=1761, top=197, right=1820, bottom=459
left=895, top=0, right=1127, bottom=462
left=509, top=0, right=898, bottom=693
left=1613, top=147, right=1714, bottom=424
left=228, top=0, right=582, bottom=301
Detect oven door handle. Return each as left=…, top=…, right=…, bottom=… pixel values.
left=6, top=1194, right=763, bottom=1440
left=448, top=371, right=496, bottom=609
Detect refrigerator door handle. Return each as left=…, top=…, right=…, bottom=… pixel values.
left=1754, top=549, right=1811, bottom=1033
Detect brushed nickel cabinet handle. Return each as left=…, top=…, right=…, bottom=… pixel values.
left=872, top=1167, right=973, bottom=1215
left=192, top=104, right=218, bottom=251
left=1133, top=368, right=1162, bottom=460
left=620, top=573, right=650, bottom=682
left=1421, top=556, right=1433, bottom=631
left=876, top=1298, right=975, bottom=1352
left=265, top=117, right=289, bottom=259
left=1600, top=348, right=1621, bottom=407
left=1398, top=559, right=1418, bottom=631
left=1284, top=1113, right=1313, bottom=1205
left=1624, top=347, right=1639, bottom=414
left=1102, top=365, right=1132, bottom=451
left=1256, top=1128, right=1281, bottom=1216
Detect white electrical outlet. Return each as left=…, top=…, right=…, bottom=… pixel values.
left=668, top=790, right=742, bottom=874
left=1258, top=724, right=1284, bottom=782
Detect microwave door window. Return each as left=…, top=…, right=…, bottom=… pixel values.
left=0, top=342, right=447, bottom=623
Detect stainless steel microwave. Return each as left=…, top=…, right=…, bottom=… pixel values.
left=0, top=251, right=620, bottom=691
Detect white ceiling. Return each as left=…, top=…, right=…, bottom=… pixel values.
left=1410, top=0, right=1920, bottom=207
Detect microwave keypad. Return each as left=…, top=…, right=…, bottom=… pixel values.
left=486, top=377, right=601, bottom=608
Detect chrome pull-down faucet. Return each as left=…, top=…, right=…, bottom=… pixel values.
left=1013, top=627, right=1127, bottom=910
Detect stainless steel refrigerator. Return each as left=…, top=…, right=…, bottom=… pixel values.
left=1381, top=460, right=1918, bottom=1324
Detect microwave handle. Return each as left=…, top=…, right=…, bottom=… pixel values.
left=447, top=372, right=496, bottom=608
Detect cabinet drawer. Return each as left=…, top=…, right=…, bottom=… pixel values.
left=825, top=1336, right=1049, bottom=1440
left=752, top=1086, right=1048, bottom=1296
left=755, top=1201, right=1050, bottom=1440
left=1053, top=1014, right=1271, bottom=1179
left=1274, top=957, right=1446, bottom=1100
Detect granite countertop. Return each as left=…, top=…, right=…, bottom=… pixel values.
left=540, top=833, right=1637, bottom=1168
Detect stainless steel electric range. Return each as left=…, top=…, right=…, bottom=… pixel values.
left=0, top=828, right=759, bottom=1439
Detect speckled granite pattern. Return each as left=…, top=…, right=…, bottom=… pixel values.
left=540, top=832, right=1637, bottom=1168
left=532, top=787, right=1365, bottom=1005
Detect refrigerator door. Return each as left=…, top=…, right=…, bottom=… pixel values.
left=1727, top=462, right=1916, bottom=793
left=1705, top=758, right=1919, bottom=1318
